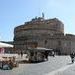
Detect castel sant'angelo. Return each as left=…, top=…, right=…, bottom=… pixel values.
left=14, top=14, right=75, bottom=55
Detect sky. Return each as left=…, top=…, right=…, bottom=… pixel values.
left=0, top=0, right=75, bottom=41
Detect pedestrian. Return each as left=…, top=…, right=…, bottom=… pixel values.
left=44, top=51, right=48, bottom=61
left=70, top=52, right=75, bottom=63
left=21, top=51, right=23, bottom=58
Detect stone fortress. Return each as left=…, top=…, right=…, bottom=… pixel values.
left=14, top=15, right=75, bottom=55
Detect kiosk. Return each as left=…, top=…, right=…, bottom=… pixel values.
left=27, top=47, right=53, bottom=62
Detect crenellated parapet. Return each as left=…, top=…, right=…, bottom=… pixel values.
left=14, top=17, right=64, bottom=39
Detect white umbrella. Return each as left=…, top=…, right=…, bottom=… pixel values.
left=0, top=42, right=13, bottom=48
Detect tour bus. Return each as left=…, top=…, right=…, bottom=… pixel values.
left=26, top=47, right=54, bottom=62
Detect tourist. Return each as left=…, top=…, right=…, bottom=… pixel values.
left=70, top=52, right=75, bottom=63
left=44, top=51, right=49, bottom=61
left=21, top=51, right=23, bottom=58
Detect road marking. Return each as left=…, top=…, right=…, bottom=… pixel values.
left=46, top=63, right=75, bottom=75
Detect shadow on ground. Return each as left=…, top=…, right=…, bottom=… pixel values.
left=67, top=62, right=74, bottom=65
left=18, top=60, right=48, bottom=64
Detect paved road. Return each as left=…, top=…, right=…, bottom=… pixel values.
left=54, top=61, right=75, bottom=75
left=0, top=56, right=71, bottom=75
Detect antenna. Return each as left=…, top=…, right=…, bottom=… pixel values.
left=42, top=12, right=44, bottom=19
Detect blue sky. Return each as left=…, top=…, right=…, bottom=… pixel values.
left=0, top=0, right=75, bottom=41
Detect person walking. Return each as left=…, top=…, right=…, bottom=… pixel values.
left=70, top=52, right=75, bottom=63
left=21, top=51, right=23, bottom=58
left=44, top=51, right=49, bottom=61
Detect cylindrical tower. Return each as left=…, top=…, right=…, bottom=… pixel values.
left=14, top=17, right=64, bottom=52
